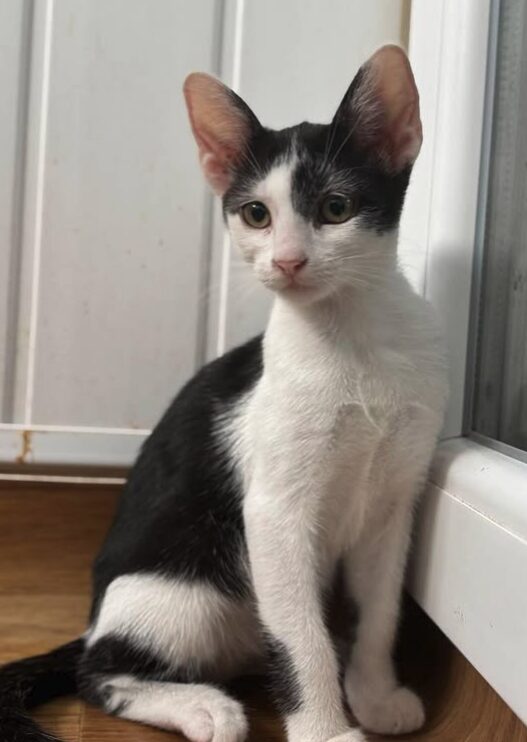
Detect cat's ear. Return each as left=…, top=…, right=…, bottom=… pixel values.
left=333, top=45, right=422, bottom=173
left=183, top=73, right=261, bottom=195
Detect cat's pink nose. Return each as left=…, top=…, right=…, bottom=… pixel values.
left=273, top=258, right=307, bottom=276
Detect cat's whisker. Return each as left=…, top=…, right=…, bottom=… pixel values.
left=323, top=120, right=339, bottom=167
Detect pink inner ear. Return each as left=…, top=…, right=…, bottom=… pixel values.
left=184, top=73, right=253, bottom=195
left=366, top=46, right=423, bottom=171
left=193, top=122, right=238, bottom=194
left=199, top=151, right=232, bottom=195
left=386, top=101, right=422, bottom=172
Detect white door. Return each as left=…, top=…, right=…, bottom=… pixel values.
left=0, top=0, right=409, bottom=467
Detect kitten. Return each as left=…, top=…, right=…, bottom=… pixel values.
left=0, top=45, right=447, bottom=742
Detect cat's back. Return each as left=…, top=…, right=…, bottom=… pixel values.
left=91, top=335, right=264, bottom=613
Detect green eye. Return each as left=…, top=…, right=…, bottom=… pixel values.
left=320, top=194, right=358, bottom=224
left=241, top=201, right=271, bottom=229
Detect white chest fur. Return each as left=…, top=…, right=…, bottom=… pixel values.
left=229, top=271, right=448, bottom=568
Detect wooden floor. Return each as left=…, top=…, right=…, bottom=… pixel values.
left=0, top=482, right=526, bottom=742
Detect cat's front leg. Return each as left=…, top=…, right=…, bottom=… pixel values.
left=245, top=469, right=365, bottom=742
left=343, top=502, right=425, bottom=735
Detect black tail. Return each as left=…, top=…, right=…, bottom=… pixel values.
left=0, top=638, right=84, bottom=741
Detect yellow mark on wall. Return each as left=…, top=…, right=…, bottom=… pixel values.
left=16, top=430, right=33, bottom=465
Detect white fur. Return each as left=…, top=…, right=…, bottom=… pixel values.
left=92, top=156, right=447, bottom=742
left=88, top=574, right=261, bottom=680
left=102, top=675, right=248, bottom=742
left=228, top=160, right=313, bottom=293
left=228, top=157, right=401, bottom=305
left=228, top=156, right=447, bottom=740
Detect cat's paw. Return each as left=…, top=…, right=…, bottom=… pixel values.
left=180, top=692, right=249, bottom=742
left=289, top=724, right=366, bottom=742
left=348, top=683, right=425, bottom=735
left=326, top=731, right=367, bottom=742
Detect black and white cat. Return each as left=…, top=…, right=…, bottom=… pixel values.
left=0, top=46, right=447, bottom=742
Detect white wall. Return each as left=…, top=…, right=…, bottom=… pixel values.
left=0, top=0, right=410, bottom=466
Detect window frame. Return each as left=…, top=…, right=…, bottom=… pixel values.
left=403, top=0, right=527, bottom=725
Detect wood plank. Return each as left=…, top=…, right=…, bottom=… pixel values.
left=34, top=698, right=83, bottom=742
left=0, top=594, right=88, bottom=662
left=0, top=485, right=119, bottom=594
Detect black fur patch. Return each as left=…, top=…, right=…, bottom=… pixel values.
left=90, top=335, right=264, bottom=621
left=291, top=123, right=411, bottom=233
left=79, top=635, right=171, bottom=683
left=324, top=561, right=359, bottom=680
left=264, top=635, right=303, bottom=715
left=222, top=86, right=411, bottom=233
left=0, top=639, right=84, bottom=742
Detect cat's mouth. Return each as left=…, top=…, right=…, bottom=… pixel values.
left=283, top=279, right=310, bottom=292
left=271, top=274, right=310, bottom=293
left=261, top=265, right=323, bottom=298
left=277, top=276, right=324, bottom=300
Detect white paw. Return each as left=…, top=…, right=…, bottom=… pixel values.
left=102, top=678, right=248, bottom=742
left=181, top=708, right=214, bottom=742
left=288, top=719, right=366, bottom=742
left=292, top=730, right=366, bottom=742
left=181, top=691, right=248, bottom=742
left=327, top=731, right=367, bottom=742
left=349, top=684, right=425, bottom=735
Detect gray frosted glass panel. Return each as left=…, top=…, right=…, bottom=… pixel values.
left=474, top=0, right=527, bottom=450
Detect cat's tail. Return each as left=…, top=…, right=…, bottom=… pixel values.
left=0, top=638, right=84, bottom=741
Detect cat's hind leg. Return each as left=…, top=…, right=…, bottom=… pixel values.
left=85, top=672, right=247, bottom=742
left=80, top=574, right=259, bottom=740
left=78, top=636, right=248, bottom=742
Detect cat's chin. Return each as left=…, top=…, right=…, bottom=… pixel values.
left=275, top=282, right=334, bottom=305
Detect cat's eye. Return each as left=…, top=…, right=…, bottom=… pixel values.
left=319, top=194, right=358, bottom=224
left=240, top=201, right=271, bottom=229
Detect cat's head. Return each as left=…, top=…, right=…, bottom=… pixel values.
left=184, top=45, right=421, bottom=304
